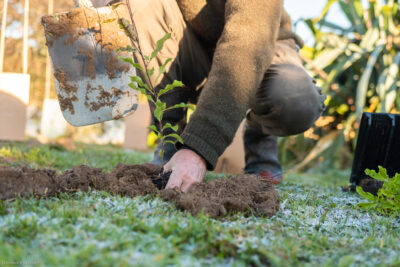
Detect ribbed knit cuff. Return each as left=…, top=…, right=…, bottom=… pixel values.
left=179, top=119, right=227, bottom=170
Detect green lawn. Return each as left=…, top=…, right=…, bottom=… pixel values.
left=0, top=141, right=399, bottom=267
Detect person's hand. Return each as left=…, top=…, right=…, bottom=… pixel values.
left=164, top=149, right=207, bottom=192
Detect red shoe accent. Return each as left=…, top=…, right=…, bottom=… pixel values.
left=257, top=171, right=282, bottom=185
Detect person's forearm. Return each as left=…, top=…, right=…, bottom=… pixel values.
left=181, top=0, right=283, bottom=169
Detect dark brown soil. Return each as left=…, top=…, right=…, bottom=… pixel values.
left=0, top=164, right=280, bottom=218
left=42, top=6, right=134, bottom=116
left=359, top=178, right=384, bottom=195
left=342, top=178, right=384, bottom=196
left=0, top=166, right=58, bottom=200
left=42, top=6, right=132, bottom=79
left=53, top=68, right=79, bottom=114
left=160, top=175, right=280, bottom=218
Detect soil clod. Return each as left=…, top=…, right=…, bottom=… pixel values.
left=359, top=178, right=384, bottom=195
left=160, top=175, right=280, bottom=218
left=152, top=171, right=172, bottom=190
left=0, top=164, right=280, bottom=218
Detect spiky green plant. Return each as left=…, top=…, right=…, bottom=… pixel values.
left=279, top=0, right=400, bottom=169
left=357, top=166, right=400, bottom=216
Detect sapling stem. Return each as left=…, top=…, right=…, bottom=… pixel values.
left=124, top=0, right=167, bottom=169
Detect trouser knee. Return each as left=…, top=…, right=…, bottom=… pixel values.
left=250, top=64, right=326, bottom=137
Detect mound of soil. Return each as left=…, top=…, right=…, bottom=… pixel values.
left=0, top=166, right=58, bottom=200
left=0, top=164, right=280, bottom=218
left=161, top=175, right=280, bottom=218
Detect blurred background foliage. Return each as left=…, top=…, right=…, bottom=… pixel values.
left=279, top=0, right=400, bottom=171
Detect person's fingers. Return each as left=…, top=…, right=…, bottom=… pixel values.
left=181, top=178, right=197, bottom=193
left=163, top=160, right=172, bottom=172
left=165, top=170, right=182, bottom=190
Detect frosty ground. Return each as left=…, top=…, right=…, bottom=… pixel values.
left=0, top=142, right=399, bottom=266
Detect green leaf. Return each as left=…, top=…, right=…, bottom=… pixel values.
left=357, top=202, right=378, bottom=210
left=130, top=76, right=150, bottom=92
left=166, top=102, right=190, bottom=111
left=304, top=18, right=319, bottom=36
left=166, top=133, right=184, bottom=144
left=314, top=0, right=338, bottom=23
left=338, top=1, right=365, bottom=35
left=128, top=82, right=147, bottom=96
left=158, top=80, right=184, bottom=98
left=365, top=167, right=389, bottom=182
left=359, top=28, right=380, bottom=51
left=156, top=58, right=172, bottom=83
left=162, top=123, right=179, bottom=132
left=186, top=104, right=196, bottom=111
left=154, top=100, right=167, bottom=121
left=355, top=44, right=384, bottom=119
left=147, top=67, right=155, bottom=78
left=150, top=33, right=172, bottom=61
left=322, top=52, right=364, bottom=93
left=378, top=166, right=390, bottom=180
left=379, top=52, right=400, bottom=112
left=318, top=20, right=350, bottom=33
left=356, top=186, right=376, bottom=202
left=312, top=47, right=346, bottom=70
left=148, top=125, right=159, bottom=134
left=119, top=57, right=143, bottom=71
left=145, top=95, right=156, bottom=104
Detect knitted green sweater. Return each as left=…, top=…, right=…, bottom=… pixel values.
left=176, top=0, right=302, bottom=169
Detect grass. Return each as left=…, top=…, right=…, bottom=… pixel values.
left=0, top=141, right=399, bottom=266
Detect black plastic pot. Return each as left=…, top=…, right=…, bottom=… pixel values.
left=350, top=112, right=400, bottom=185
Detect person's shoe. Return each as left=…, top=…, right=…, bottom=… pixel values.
left=256, top=170, right=282, bottom=185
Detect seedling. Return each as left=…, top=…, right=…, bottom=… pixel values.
left=356, top=166, right=400, bottom=216
left=116, top=0, right=194, bottom=169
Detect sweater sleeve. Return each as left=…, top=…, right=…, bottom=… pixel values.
left=180, top=0, right=283, bottom=170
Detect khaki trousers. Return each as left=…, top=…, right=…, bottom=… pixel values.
left=129, top=0, right=326, bottom=172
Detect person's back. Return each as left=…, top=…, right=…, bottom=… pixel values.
left=176, top=0, right=303, bottom=49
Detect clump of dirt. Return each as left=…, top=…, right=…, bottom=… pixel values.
left=53, top=68, right=79, bottom=114
left=42, top=6, right=132, bottom=80
left=42, top=6, right=137, bottom=115
left=0, top=166, right=58, bottom=199
left=359, top=178, right=384, bottom=195
left=78, top=49, right=96, bottom=80
left=0, top=164, right=159, bottom=201
left=53, top=68, right=78, bottom=95
left=107, top=164, right=159, bottom=197
left=0, top=164, right=280, bottom=218
left=58, top=94, right=78, bottom=114
left=105, top=51, right=130, bottom=79
left=84, top=85, right=122, bottom=112
left=161, top=175, right=280, bottom=218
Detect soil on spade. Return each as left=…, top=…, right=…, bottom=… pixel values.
left=0, top=164, right=280, bottom=218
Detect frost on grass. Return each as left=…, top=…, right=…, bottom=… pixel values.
left=1, top=180, right=399, bottom=266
